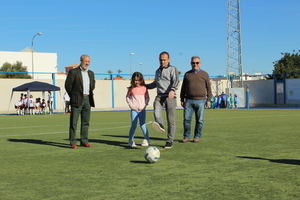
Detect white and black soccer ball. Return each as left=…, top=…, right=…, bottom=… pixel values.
left=144, top=146, right=160, bottom=163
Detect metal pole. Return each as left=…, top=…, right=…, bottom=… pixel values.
left=31, top=32, right=43, bottom=79
left=237, top=0, right=243, bottom=87
left=31, top=36, right=35, bottom=79
left=52, top=73, right=57, bottom=110
left=111, top=74, right=115, bottom=108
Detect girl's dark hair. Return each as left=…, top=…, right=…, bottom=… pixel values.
left=129, top=72, right=145, bottom=90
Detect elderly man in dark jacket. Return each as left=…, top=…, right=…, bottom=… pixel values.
left=65, top=54, right=95, bottom=149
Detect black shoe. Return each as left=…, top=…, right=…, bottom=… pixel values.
left=164, top=142, right=173, bottom=149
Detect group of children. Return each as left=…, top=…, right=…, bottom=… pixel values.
left=209, top=93, right=238, bottom=109
left=14, top=92, right=53, bottom=115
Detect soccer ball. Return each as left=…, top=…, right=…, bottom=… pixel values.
left=144, top=146, right=160, bottom=163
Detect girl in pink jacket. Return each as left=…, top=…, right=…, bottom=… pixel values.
left=126, top=72, right=150, bottom=147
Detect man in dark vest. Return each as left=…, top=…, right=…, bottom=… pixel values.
left=65, top=54, right=95, bottom=149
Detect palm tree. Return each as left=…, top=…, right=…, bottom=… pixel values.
left=116, top=69, right=123, bottom=78
left=107, top=70, right=113, bottom=80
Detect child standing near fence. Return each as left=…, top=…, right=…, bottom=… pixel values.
left=234, top=94, right=238, bottom=109
left=126, top=72, right=150, bottom=148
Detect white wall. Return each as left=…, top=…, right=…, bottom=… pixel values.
left=0, top=78, right=189, bottom=113
left=0, top=51, right=57, bottom=79
left=227, top=88, right=245, bottom=107
left=2, top=77, right=298, bottom=113
left=243, top=80, right=274, bottom=106
left=286, top=78, right=300, bottom=104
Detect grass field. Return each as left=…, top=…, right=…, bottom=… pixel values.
left=0, top=109, right=299, bottom=200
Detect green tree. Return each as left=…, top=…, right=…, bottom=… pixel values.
left=0, top=61, right=31, bottom=79
left=270, top=50, right=300, bottom=79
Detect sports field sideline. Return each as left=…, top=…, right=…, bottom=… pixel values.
left=0, top=109, right=299, bottom=200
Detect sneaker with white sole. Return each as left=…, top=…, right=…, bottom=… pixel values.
left=151, top=121, right=165, bottom=133
left=129, top=140, right=136, bottom=148
left=141, top=139, right=149, bottom=147
left=164, top=141, right=173, bottom=149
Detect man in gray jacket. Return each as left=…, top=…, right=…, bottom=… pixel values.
left=147, top=51, right=179, bottom=148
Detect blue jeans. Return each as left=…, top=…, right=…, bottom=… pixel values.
left=129, top=109, right=149, bottom=142
left=183, top=99, right=206, bottom=139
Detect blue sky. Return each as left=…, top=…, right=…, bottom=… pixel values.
left=1, top=0, right=299, bottom=76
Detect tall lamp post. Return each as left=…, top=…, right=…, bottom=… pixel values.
left=129, top=52, right=135, bottom=74
left=31, top=32, right=43, bottom=79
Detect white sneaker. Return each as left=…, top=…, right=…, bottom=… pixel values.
left=151, top=121, right=165, bottom=133
left=129, top=140, right=136, bottom=147
left=141, top=139, right=149, bottom=147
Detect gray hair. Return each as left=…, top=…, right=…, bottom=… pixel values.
left=80, top=54, right=90, bottom=61
left=191, top=56, right=201, bottom=61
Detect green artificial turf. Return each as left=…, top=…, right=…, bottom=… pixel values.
left=0, top=109, right=299, bottom=200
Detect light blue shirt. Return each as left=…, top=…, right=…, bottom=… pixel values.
left=80, top=67, right=90, bottom=95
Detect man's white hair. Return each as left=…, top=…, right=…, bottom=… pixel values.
left=80, top=54, right=90, bottom=61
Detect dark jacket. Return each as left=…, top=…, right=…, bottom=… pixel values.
left=65, top=66, right=95, bottom=107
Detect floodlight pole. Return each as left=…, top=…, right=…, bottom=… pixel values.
left=226, top=0, right=243, bottom=88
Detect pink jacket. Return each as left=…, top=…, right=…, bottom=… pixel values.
left=126, top=86, right=149, bottom=112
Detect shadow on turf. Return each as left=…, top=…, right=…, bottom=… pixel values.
left=102, top=134, right=182, bottom=143
left=88, top=139, right=134, bottom=149
left=102, top=134, right=166, bottom=141
left=101, top=135, right=177, bottom=148
left=237, top=156, right=300, bottom=166
left=8, top=139, right=70, bottom=149
left=130, top=160, right=151, bottom=164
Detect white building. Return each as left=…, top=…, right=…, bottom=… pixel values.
left=0, top=50, right=57, bottom=79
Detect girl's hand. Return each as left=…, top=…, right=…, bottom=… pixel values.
left=168, top=90, right=175, bottom=99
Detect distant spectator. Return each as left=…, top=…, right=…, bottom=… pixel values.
left=228, top=93, right=234, bottom=109
left=63, top=92, right=71, bottom=113
left=47, top=91, right=53, bottom=114
left=15, top=97, right=24, bottom=115
left=217, top=94, right=222, bottom=109
left=41, top=99, right=47, bottom=114
left=28, top=95, right=35, bottom=115
left=220, top=92, right=227, bottom=108
left=23, top=94, right=28, bottom=114
left=210, top=95, right=215, bottom=109
left=214, top=94, right=219, bottom=109
left=234, top=94, right=238, bottom=109
left=35, top=98, right=41, bottom=114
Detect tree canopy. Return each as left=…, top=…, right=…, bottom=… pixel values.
left=271, top=50, right=300, bottom=79
left=0, top=61, right=31, bottom=79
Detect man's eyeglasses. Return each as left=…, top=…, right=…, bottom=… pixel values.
left=191, top=62, right=200, bottom=65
